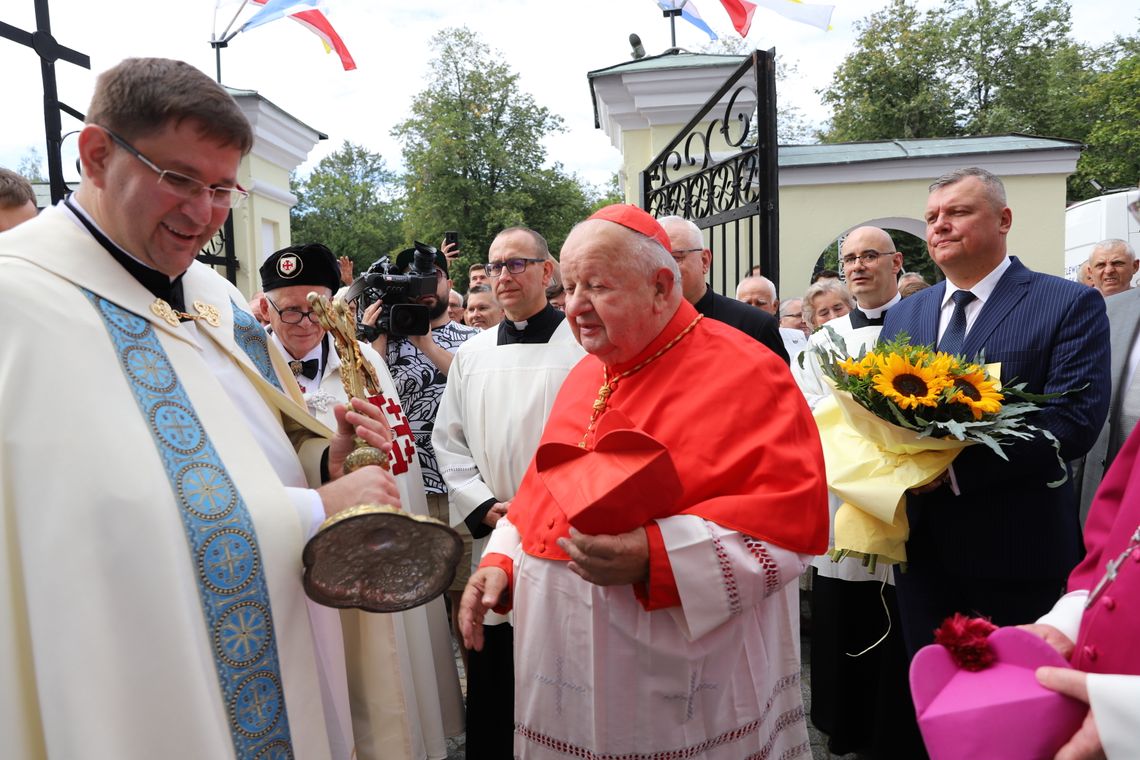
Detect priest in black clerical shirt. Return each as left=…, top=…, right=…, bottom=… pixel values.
left=433, top=226, right=586, bottom=759
left=658, top=215, right=790, bottom=364
left=794, top=225, right=927, bottom=760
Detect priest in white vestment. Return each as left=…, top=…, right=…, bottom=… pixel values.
left=0, top=59, right=401, bottom=760
left=792, top=226, right=925, bottom=757
left=461, top=205, right=828, bottom=759
left=259, top=244, right=464, bottom=760
left=434, top=227, right=585, bottom=755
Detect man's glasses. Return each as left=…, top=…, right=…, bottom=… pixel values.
left=840, top=250, right=895, bottom=267
left=100, top=126, right=249, bottom=210
left=671, top=247, right=704, bottom=263
left=265, top=296, right=321, bottom=325
left=485, top=258, right=545, bottom=277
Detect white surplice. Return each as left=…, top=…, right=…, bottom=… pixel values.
left=0, top=206, right=379, bottom=759
left=485, top=514, right=812, bottom=759
left=432, top=321, right=585, bottom=579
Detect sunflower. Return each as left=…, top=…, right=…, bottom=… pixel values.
left=872, top=354, right=949, bottom=409
left=839, top=354, right=878, bottom=378
left=949, top=368, right=1004, bottom=420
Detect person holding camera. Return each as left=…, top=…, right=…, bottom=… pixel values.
left=361, top=245, right=479, bottom=645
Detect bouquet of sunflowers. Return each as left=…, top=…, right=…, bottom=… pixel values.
left=808, top=329, right=1064, bottom=570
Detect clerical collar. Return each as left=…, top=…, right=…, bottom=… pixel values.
left=608, top=300, right=700, bottom=375
left=497, top=303, right=564, bottom=345
left=857, top=292, right=901, bottom=320
left=63, top=196, right=187, bottom=312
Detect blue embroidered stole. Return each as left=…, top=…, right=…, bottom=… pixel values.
left=84, top=291, right=295, bottom=760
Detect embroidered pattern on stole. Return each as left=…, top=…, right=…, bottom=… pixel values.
left=231, top=300, right=285, bottom=392
left=85, top=291, right=294, bottom=760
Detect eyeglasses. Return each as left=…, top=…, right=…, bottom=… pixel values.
left=100, top=126, right=249, bottom=210
left=840, top=250, right=896, bottom=267
left=265, top=296, right=321, bottom=325
left=671, top=247, right=704, bottom=263
left=485, top=258, right=545, bottom=277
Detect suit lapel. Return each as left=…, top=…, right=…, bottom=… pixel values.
left=1109, top=293, right=1140, bottom=391
left=962, top=259, right=1031, bottom=357
left=912, top=282, right=944, bottom=346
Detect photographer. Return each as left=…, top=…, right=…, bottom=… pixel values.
left=359, top=245, right=479, bottom=620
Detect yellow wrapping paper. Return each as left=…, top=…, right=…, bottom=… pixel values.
left=813, top=384, right=972, bottom=566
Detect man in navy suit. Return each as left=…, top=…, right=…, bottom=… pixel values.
left=882, top=167, right=1110, bottom=655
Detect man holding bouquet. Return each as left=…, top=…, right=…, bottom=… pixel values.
left=882, top=167, right=1110, bottom=655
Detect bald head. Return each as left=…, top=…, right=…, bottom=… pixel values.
left=736, top=276, right=778, bottom=314
left=840, top=226, right=902, bottom=309
left=658, top=215, right=711, bottom=304
left=560, top=219, right=681, bottom=364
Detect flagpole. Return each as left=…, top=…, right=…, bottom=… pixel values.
left=662, top=8, right=680, bottom=47
left=211, top=0, right=252, bottom=84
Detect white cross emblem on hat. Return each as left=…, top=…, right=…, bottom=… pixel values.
left=278, top=253, right=302, bottom=278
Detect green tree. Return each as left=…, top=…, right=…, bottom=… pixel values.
left=819, top=0, right=958, bottom=141
left=819, top=0, right=1092, bottom=144
left=289, top=141, right=404, bottom=272
left=393, top=26, right=595, bottom=282
left=1072, top=34, right=1140, bottom=198
left=17, top=147, right=46, bottom=182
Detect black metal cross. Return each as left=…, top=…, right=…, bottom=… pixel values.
left=1, top=0, right=90, bottom=203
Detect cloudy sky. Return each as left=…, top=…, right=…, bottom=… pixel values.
left=1, top=0, right=1133, bottom=191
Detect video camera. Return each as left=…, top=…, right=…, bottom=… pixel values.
left=345, top=241, right=439, bottom=339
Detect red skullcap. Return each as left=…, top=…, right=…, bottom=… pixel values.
left=587, top=204, right=672, bottom=252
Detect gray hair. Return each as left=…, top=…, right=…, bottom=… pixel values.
left=803, top=279, right=855, bottom=326
left=1091, top=238, right=1136, bottom=260
left=929, top=167, right=1006, bottom=210
left=737, top=275, right=777, bottom=301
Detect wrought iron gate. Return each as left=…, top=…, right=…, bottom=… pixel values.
left=640, top=49, right=779, bottom=296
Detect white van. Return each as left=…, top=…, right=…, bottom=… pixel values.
left=1064, top=188, right=1140, bottom=283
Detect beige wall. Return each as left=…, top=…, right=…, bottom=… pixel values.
left=625, top=150, right=1070, bottom=299
left=200, top=154, right=294, bottom=300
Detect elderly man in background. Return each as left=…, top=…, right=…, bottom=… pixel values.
left=657, top=215, right=788, bottom=363
left=736, top=274, right=779, bottom=315
left=460, top=205, right=827, bottom=759
left=0, top=167, right=38, bottom=232
left=1079, top=243, right=1140, bottom=524
left=447, top=288, right=465, bottom=323
left=436, top=226, right=585, bottom=756
left=0, top=57, right=401, bottom=759
left=1088, top=239, right=1138, bottom=298
left=260, top=243, right=464, bottom=758
left=464, top=283, right=504, bottom=330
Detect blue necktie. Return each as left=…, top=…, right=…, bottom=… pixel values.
left=938, top=290, right=976, bottom=355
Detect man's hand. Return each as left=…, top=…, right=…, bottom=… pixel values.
left=459, top=567, right=509, bottom=651
left=557, top=526, right=649, bottom=586
left=482, top=500, right=509, bottom=528
left=1036, top=667, right=1104, bottom=760
left=1019, top=623, right=1076, bottom=660
left=910, top=469, right=950, bottom=495
left=440, top=239, right=461, bottom=263
left=327, top=399, right=393, bottom=480
left=338, top=255, right=354, bottom=286
left=317, top=465, right=400, bottom=519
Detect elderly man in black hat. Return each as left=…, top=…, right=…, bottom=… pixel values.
left=260, top=243, right=344, bottom=393
left=259, top=242, right=466, bottom=752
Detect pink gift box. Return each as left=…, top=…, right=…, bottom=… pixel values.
left=910, top=626, right=1087, bottom=760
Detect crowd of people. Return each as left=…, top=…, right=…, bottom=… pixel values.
left=2, top=56, right=1139, bottom=760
